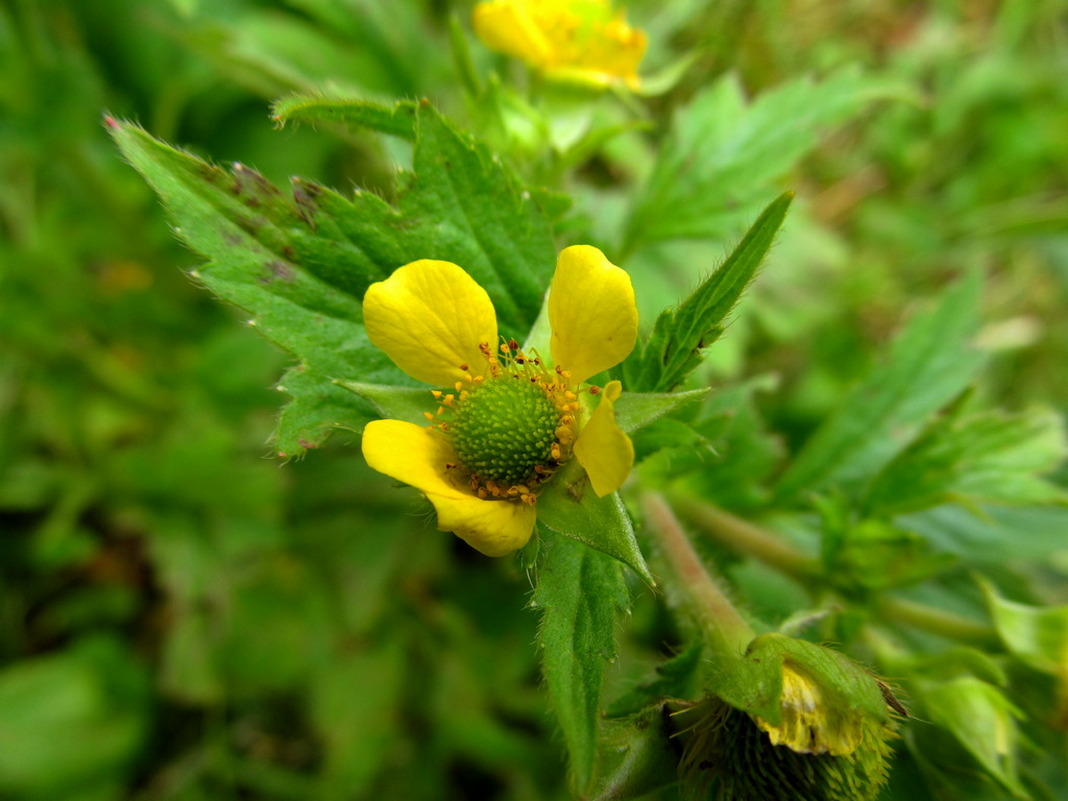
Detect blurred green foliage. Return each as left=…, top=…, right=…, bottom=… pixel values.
left=1, top=1, right=1066, bottom=799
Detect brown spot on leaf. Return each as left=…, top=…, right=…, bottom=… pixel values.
left=259, top=260, right=295, bottom=284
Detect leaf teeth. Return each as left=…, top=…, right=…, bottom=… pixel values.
left=622, top=193, right=792, bottom=393
left=111, top=102, right=556, bottom=455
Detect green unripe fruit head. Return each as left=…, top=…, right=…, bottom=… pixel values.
left=677, top=697, right=894, bottom=801
left=449, top=375, right=561, bottom=486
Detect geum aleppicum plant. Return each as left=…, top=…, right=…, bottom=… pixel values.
left=473, top=0, right=647, bottom=89
left=360, top=245, right=638, bottom=557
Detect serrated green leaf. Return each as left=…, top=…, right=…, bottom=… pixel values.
left=111, top=102, right=557, bottom=454
left=817, top=499, right=956, bottom=591
left=623, top=193, right=793, bottom=393
left=623, top=67, right=911, bottom=251
left=534, top=533, right=630, bottom=794
left=272, top=96, right=417, bottom=140
left=862, top=401, right=1068, bottom=516
left=536, top=462, right=653, bottom=584
left=775, top=272, right=986, bottom=503
left=274, top=367, right=373, bottom=457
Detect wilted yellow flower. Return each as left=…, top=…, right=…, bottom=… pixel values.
left=673, top=637, right=901, bottom=801
left=360, top=246, right=638, bottom=557
left=754, top=662, right=869, bottom=756
left=473, top=0, right=647, bottom=89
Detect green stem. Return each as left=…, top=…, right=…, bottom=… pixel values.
left=641, top=492, right=754, bottom=657
left=673, top=497, right=1001, bottom=646
left=673, top=496, right=819, bottom=581
left=876, top=596, right=999, bottom=647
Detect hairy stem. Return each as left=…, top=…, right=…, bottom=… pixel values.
left=876, top=596, right=999, bottom=647
left=672, top=497, right=1000, bottom=646
left=641, top=492, right=754, bottom=656
left=672, top=496, right=818, bottom=581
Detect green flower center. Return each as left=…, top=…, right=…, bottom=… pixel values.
left=449, top=375, right=561, bottom=487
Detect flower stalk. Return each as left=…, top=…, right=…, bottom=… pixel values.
left=641, top=492, right=754, bottom=657
left=674, top=495, right=1000, bottom=646
left=672, top=495, right=819, bottom=581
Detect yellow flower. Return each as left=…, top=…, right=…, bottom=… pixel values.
left=361, top=245, right=638, bottom=557
left=473, top=0, right=647, bottom=89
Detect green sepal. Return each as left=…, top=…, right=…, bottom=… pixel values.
left=705, top=633, right=891, bottom=728
left=536, top=461, right=653, bottom=585
left=614, top=389, right=709, bottom=434
left=335, top=381, right=431, bottom=426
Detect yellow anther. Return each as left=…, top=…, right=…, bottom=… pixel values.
left=423, top=411, right=435, bottom=421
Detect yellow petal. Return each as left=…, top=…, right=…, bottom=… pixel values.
left=754, top=664, right=865, bottom=756
left=362, top=418, right=463, bottom=497
left=362, top=419, right=535, bottom=556
left=548, top=245, right=638, bottom=385
left=473, top=1, right=553, bottom=68
left=364, top=260, right=498, bottom=387
left=573, top=380, right=633, bottom=496
left=433, top=492, right=537, bottom=557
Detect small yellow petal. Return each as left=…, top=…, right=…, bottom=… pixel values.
left=473, top=1, right=553, bottom=68
left=364, top=260, right=498, bottom=387
left=362, top=419, right=535, bottom=556
left=573, top=380, right=633, bottom=496
left=549, top=246, right=638, bottom=385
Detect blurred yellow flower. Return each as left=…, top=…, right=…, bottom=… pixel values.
left=473, top=0, right=647, bottom=89
left=361, top=245, right=638, bottom=556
